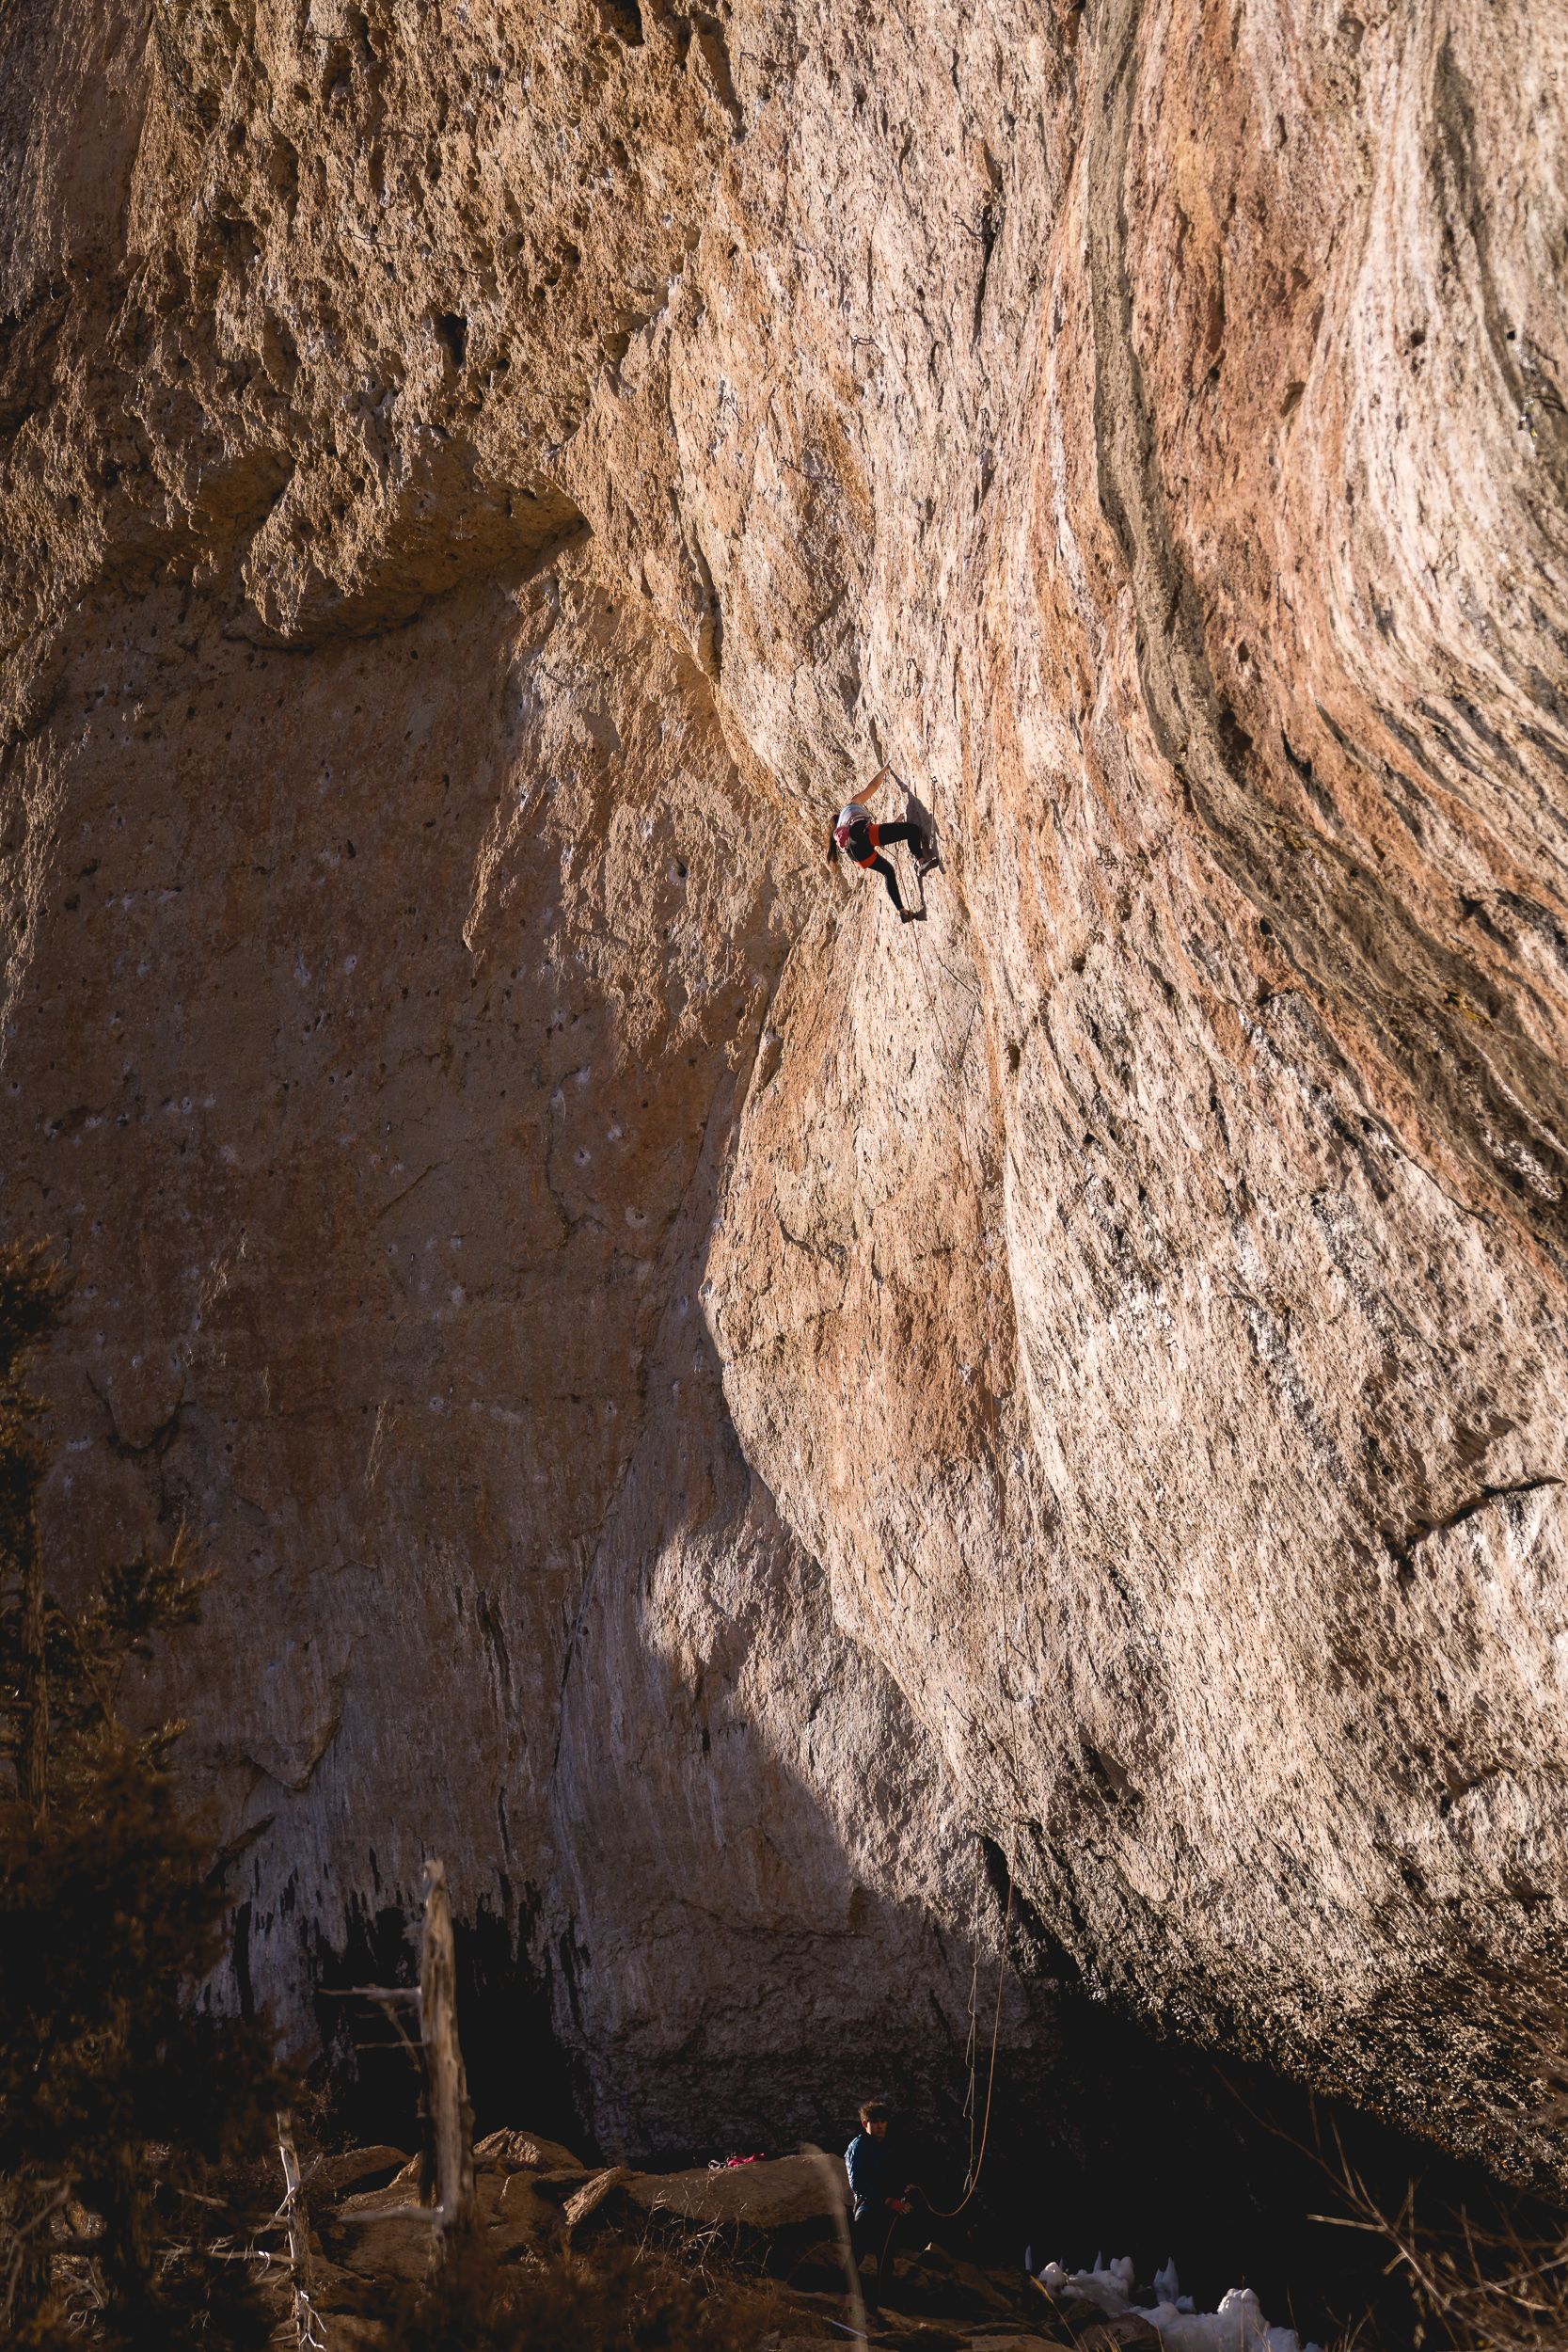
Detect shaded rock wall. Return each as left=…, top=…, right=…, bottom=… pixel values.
left=3, top=0, right=1567, bottom=2178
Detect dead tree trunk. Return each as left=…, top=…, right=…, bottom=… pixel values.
left=277, top=2110, right=326, bottom=2351
left=418, top=1857, right=475, bottom=2239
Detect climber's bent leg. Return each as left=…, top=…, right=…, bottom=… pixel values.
left=877, top=817, right=936, bottom=866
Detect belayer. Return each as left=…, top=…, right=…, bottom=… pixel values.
left=828, top=764, right=937, bottom=922
left=844, top=2098, right=915, bottom=2312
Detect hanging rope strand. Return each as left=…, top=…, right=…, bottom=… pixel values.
left=888, top=766, right=980, bottom=1085
left=909, top=917, right=965, bottom=1088
left=961, top=1841, right=985, bottom=2181
left=924, top=1814, right=1018, bottom=2220
left=921, top=1564, right=1038, bottom=2219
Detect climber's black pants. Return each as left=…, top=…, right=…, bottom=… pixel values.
left=868, top=853, right=905, bottom=913
left=863, top=821, right=927, bottom=914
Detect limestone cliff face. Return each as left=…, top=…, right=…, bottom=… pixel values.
left=3, top=0, right=1567, bottom=2177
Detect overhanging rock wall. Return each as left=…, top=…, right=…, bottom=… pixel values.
left=3, top=0, right=1567, bottom=2174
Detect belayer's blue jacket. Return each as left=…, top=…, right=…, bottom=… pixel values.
left=845, top=2131, right=897, bottom=2216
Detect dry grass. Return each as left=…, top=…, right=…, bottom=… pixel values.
left=1318, top=2140, right=1568, bottom=2352
left=380, top=2232, right=783, bottom=2352
left=1302, top=1979, right=1568, bottom=2350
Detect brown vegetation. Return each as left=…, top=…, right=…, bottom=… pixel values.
left=0, top=1242, right=286, bottom=2344
left=381, top=2236, right=778, bottom=2352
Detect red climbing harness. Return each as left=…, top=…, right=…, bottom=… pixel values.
left=833, top=803, right=880, bottom=866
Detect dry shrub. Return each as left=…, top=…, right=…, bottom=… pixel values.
left=0, top=1244, right=289, bottom=2345
left=1334, top=1979, right=1568, bottom=2349
left=1325, top=2151, right=1568, bottom=2351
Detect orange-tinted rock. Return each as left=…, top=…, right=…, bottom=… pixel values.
left=2, top=0, right=1566, bottom=2185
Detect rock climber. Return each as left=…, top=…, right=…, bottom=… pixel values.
left=845, top=2098, right=914, bottom=2309
left=828, top=764, right=937, bottom=923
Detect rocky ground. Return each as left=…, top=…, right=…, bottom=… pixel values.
left=278, top=2130, right=1305, bottom=2352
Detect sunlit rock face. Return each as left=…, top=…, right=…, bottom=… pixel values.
left=3, top=0, right=1566, bottom=2176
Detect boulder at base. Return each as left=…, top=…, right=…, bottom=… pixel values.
left=315, top=2146, right=411, bottom=2200
left=629, top=2153, right=849, bottom=2265
left=474, top=2127, right=585, bottom=2173
left=562, top=2166, right=641, bottom=2249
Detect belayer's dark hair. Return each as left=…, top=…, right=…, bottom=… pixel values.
left=860, top=2099, right=892, bottom=2127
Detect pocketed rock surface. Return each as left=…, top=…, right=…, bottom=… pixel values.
left=3, top=0, right=1567, bottom=2176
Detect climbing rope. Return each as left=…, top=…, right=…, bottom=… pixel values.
left=921, top=1815, right=1019, bottom=2220
left=881, top=764, right=982, bottom=1090
left=830, top=747, right=1032, bottom=2233
left=890, top=787, right=964, bottom=1086
left=916, top=1578, right=1035, bottom=2224
left=909, top=916, right=965, bottom=1089
left=961, top=1844, right=985, bottom=2186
